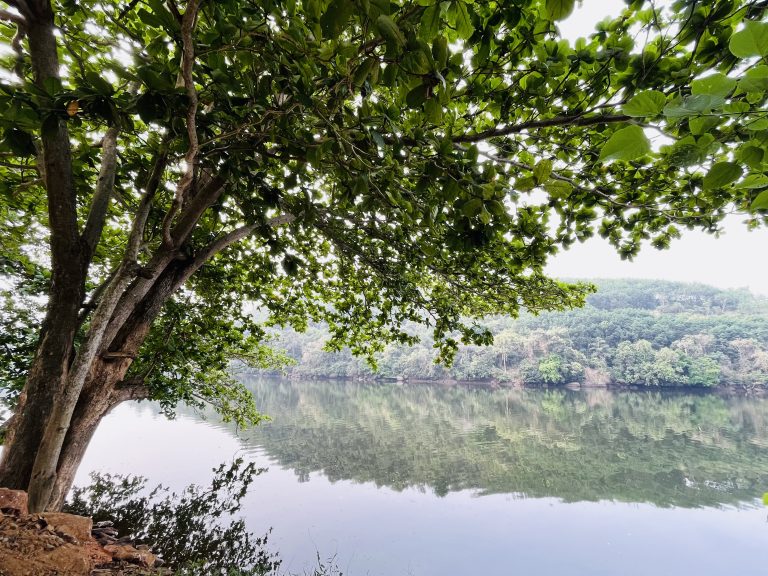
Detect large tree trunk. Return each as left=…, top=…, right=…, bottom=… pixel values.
left=41, top=263, right=184, bottom=510
left=0, top=2, right=86, bottom=494
left=47, top=358, right=150, bottom=511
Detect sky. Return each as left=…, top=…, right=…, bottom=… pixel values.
left=543, top=0, right=768, bottom=295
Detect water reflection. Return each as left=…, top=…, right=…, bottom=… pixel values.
left=187, top=378, right=768, bottom=508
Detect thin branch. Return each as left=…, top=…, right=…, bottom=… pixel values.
left=0, top=159, right=35, bottom=169
left=0, top=8, right=26, bottom=24
left=187, top=223, right=259, bottom=272
left=117, top=0, right=141, bottom=20
left=182, top=213, right=296, bottom=282
left=81, top=126, right=120, bottom=257
left=453, top=114, right=632, bottom=143
left=166, top=0, right=182, bottom=23
left=6, top=1, right=32, bottom=19
left=126, top=145, right=169, bottom=262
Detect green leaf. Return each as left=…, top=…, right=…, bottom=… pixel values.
left=663, top=94, right=725, bottom=118
left=751, top=190, right=768, bottom=211
left=352, top=58, right=377, bottom=87
left=689, top=116, right=719, bottom=136
left=545, top=0, right=575, bottom=21
left=306, top=145, right=321, bottom=168
left=136, top=66, right=172, bottom=91
left=691, top=73, right=736, bottom=98
left=85, top=71, right=114, bottom=96
left=432, top=36, right=449, bottom=69
left=462, top=198, right=483, bottom=217
left=425, top=98, right=443, bottom=123
left=544, top=180, right=573, bottom=199
left=419, top=4, right=440, bottom=41
left=622, top=90, right=666, bottom=117
left=401, top=50, right=432, bottom=74
left=736, top=144, right=764, bottom=169
left=136, top=92, right=167, bottom=122
left=486, top=199, right=506, bottom=216
left=703, top=162, right=742, bottom=190
left=353, top=174, right=369, bottom=196
left=376, top=15, right=406, bottom=50
left=599, top=125, right=650, bottom=162
left=454, top=1, right=474, bottom=39
left=321, top=0, right=353, bottom=38
left=739, top=66, right=768, bottom=93
left=734, top=173, right=768, bottom=189
left=516, top=176, right=536, bottom=192
left=533, top=159, right=553, bottom=184
left=406, top=83, right=429, bottom=108
left=1, top=128, right=36, bottom=156
left=43, top=77, right=63, bottom=96
left=729, top=20, right=768, bottom=58
left=747, top=118, right=768, bottom=131
left=305, top=0, right=321, bottom=19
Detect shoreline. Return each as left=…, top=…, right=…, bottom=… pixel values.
left=244, top=372, right=767, bottom=396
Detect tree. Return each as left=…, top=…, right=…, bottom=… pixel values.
left=0, top=0, right=767, bottom=512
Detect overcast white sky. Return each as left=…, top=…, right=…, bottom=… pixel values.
left=543, top=0, right=768, bottom=295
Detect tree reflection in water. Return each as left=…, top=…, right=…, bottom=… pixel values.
left=211, top=378, right=768, bottom=508
left=65, top=459, right=281, bottom=575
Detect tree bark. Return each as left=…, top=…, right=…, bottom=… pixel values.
left=45, top=260, right=188, bottom=509
left=0, top=4, right=84, bottom=492
left=48, top=365, right=150, bottom=511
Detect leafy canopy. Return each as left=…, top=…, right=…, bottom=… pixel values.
left=1, top=0, right=767, bottom=421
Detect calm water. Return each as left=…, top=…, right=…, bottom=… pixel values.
left=77, top=378, right=768, bottom=575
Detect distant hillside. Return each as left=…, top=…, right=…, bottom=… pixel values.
left=581, top=279, right=767, bottom=314
left=255, top=280, right=768, bottom=389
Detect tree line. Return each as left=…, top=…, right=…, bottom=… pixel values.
left=257, top=280, right=768, bottom=389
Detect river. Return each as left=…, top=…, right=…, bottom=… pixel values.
left=76, top=378, right=768, bottom=575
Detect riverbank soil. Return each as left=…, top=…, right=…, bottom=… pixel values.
left=0, top=488, right=164, bottom=576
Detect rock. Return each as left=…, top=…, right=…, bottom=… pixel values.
left=0, top=488, right=28, bottom=514
left=83, top=538, right=114, bottom=567
left=39, top=512, right=93, bottom=543
left=0, top=513, right=92, bottom=576
left=104, top=543, right=158, bottom=568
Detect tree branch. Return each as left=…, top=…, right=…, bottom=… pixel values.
left=453, top=114, right=632, bottom=143
left=0, top=8, right=26, bottom=24
left=4, top=0, right=32, bottom=19
left=99, top=173, right=226, bottom=351
left=181, top=213, right=293, bottom=280
left=111, top=378, right=150, bottom=404
left=169, top=171, right=226, bottom=246
left=81, top=126, right=120, bottom=258
left=162, top=0, right=201, bottom=247
left=126, top=145, right=169, bottom=262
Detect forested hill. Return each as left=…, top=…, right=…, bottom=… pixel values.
left=256, top=280, right=768, bottom=389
